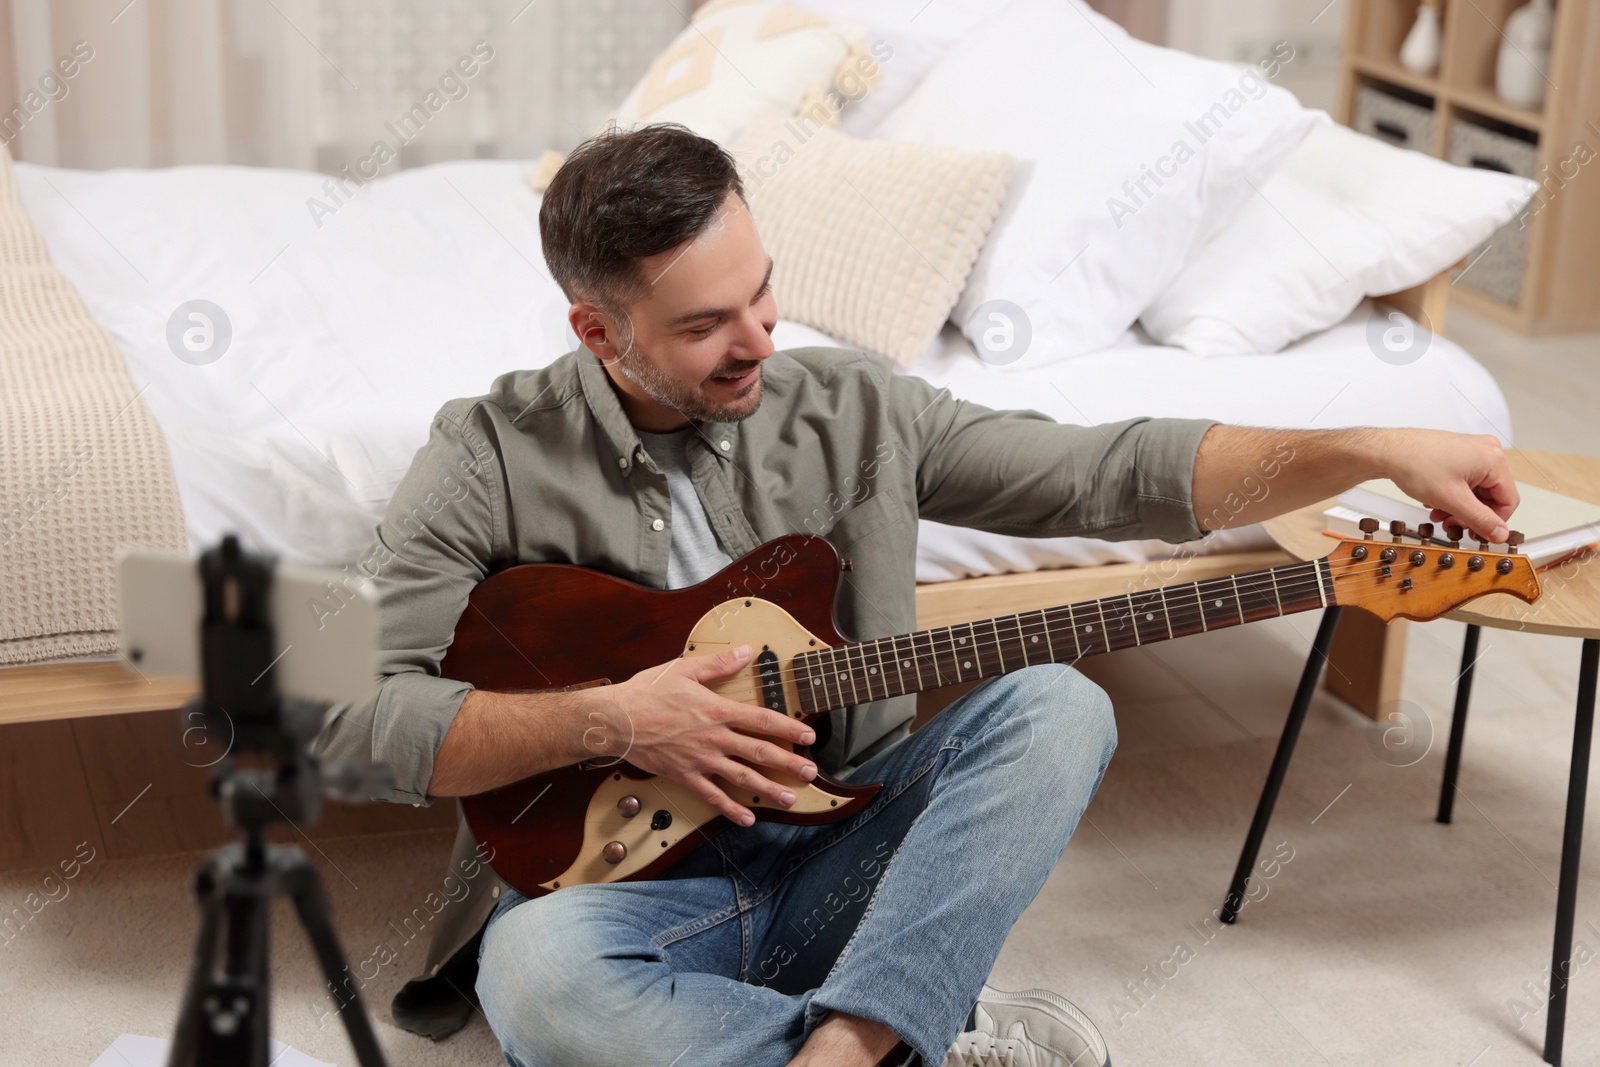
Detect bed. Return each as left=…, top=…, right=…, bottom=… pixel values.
left=0, top=155, right=1501, bottom=713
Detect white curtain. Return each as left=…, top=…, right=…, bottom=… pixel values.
left=3, top=0, right=685, bottom=171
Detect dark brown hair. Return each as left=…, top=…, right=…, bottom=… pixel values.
left=540, top=123, right=745, bottom=312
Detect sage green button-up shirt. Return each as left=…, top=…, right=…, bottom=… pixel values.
left=314, top=346, right=1217, bottom=802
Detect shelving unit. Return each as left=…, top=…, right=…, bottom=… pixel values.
left=1336, top=0, right=1600, bottom=334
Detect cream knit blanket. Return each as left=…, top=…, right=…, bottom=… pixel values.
left=0, top=146, right=187, bottom=665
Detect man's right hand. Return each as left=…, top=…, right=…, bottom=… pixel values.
left=583, top=644, right=820, bottom=827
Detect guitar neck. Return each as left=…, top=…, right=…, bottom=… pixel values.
left=791, top=558, right=1333, bottom=716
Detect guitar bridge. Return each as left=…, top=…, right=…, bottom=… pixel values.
left=755, top=648, right=787, bottom=715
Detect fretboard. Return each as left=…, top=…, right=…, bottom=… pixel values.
left=792, top=558, right=1332, bottom=716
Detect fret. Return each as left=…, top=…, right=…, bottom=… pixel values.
left=795, top=652, right=817, bottom=716
left=873, top=638, right=893, bottom=700
left=1157, top=586, right=1174, bottom=640
left=901, top=634, right=926, bottom=692
left=1067, top=605, right=1083, bottom=660
left=1200, top=580, right=1235, bottom=630
left=863, top=640, right=886, bottom=701
left=1229, top=574, right=1246, bottom=624
left=1188, top=581, right=1208, bottom=632
left=954, top=623, right=980, bottom=679
left=1267, top=566, right=1285, bottom=616
left=991, top=617, right=1008, bottom=673
left=1124, top=594, right=1141, bottom=646
left=819, top=646, right=844, bottom=713
left=1012, top=615, right=1031, bottom=667
left=921, top=629, right=943, bottom=687
left=888, top=635, right=907, bottom=695
left=1074, top=602, right=1106, bottom=657
left=1130, top=590, right=1166, bottom=646
left=1101, top=596, right=1136, bottom=651
left=1235, top=570, right=1278, bottom=620
left=971, top=621, right=993, bottom=676
left=857, top=641, right=880, bottom=702
left=839, top=645, right=862, bottom=706
left=1042, top=609, right=1060, bottom=664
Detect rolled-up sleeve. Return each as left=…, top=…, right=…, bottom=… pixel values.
left=893, top=371, right=1218, bottom=544
left=313, top=404, right=507, bottom=803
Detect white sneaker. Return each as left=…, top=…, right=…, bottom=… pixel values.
left=943, top=984, right=1110, bottom=1067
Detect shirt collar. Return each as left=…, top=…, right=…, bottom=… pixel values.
left=574, top=350, right=737, bottom=472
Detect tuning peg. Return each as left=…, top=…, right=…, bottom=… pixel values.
left=1506, top=530, right=1524, bottom=554
left=1390, top=520, right=1407, bottom=543
left=1417, top=522, right=1435, bottom=543
left=1359, top=517, right=1379, bottom=541
left=1444, top=523, right=1463, bottom=548
left=1476, top=532, right=1490, bottom=552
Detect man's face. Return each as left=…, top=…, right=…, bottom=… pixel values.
left=571, top=192, right=778, bottom=431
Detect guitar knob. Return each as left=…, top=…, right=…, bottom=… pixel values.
left=1506, top=531, right=1524, bottom=555
left=1468, top=555, right=1485, bottom=571
left=1409, top=550, right=1426, bottom=565
left=1359, top=517, right=1379, bottom=541
left=617, top=795, right=641, bottom=818
left=1389, top=520, right=1406, bottom=543
left=602, top=841, right=627, bottom=864
left=1444, top=524, right=1463, bottom=548
left=1417, top=522, right=1434, bottom=542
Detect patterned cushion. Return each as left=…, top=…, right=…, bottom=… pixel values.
left=729, top=109, right=1012, bottom=367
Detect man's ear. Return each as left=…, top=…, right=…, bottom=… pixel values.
left=568, top=302, right=624, bottom=363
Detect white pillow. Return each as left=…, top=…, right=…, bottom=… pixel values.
left=1141, top=123, right=1540, bottom=356
left=873, top=0, right=1323, bottom=362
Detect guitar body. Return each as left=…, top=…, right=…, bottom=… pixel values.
left=447, top=534, right=882, bottom=897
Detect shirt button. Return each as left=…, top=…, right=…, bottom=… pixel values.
left=651, top=518, right=664, bottom=532
left=491, top=885, right=501, bottom=899
left=719, top=439, right=731, bottom=452
left=617, top=456, right=628, bottom=469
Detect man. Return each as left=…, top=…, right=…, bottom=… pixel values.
left=316, top=124, right=1518, bottom=1067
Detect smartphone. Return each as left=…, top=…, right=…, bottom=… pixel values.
left=118, top=547, right=379, bottom=707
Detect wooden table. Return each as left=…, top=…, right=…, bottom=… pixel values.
left=1251, top=450, right=1600, bottom=1066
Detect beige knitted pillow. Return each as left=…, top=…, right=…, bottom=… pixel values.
left=729, top=109, right=1013, bottom=367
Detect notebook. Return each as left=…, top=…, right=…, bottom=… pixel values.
left=1324, top=478, right=1600, bottom=567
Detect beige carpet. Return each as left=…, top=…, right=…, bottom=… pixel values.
left=2, top=614, right=1595, bottom=1066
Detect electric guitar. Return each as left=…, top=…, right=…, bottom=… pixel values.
left=447, top=521, right=1541, bottom=897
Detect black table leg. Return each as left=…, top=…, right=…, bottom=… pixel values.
left=1545, top=638, right=1598, bottom=1066
left=1437, top=624, right=1483, bottom=824
left=1222, top=606, right=1343, bottom=924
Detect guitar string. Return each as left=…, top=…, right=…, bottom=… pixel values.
left=700, top=554, right=1516, bottom=706
left=707, top=554, right=1511, bottom=704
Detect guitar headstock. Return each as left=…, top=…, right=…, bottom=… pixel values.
left=1324, top=518, right=1542, bottom=623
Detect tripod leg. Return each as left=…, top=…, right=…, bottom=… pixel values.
left=283, top=855, right=390, bottom=1067
left=167, top=845, right=273, bottom=1067
left=168, top=861, right=225, bottom=1067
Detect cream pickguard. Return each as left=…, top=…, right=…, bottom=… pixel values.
left=540, top=598, right=859, bottom=891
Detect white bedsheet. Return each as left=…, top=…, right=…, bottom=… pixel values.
left=14, top=158, right=1512, bottom=583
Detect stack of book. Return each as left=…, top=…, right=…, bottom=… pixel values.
left=1324, top=479, right=1600, bottom=567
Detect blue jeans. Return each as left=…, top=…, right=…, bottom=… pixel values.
left=476, top=664, right=1117, bottom=1067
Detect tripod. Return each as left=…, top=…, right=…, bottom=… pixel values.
left=166, top=537, right=389, bottom=1067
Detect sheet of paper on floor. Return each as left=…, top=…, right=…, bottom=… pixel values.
left=91, top=1033, right=335, bottom=1067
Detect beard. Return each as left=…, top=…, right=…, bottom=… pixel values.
left=614, top=335, right=763, bottom=424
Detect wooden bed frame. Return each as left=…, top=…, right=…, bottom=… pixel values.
left=0, top=275, right=1449, bottom=874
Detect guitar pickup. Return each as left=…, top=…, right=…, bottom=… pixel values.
left=756, top=648, right=787, bottom=715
